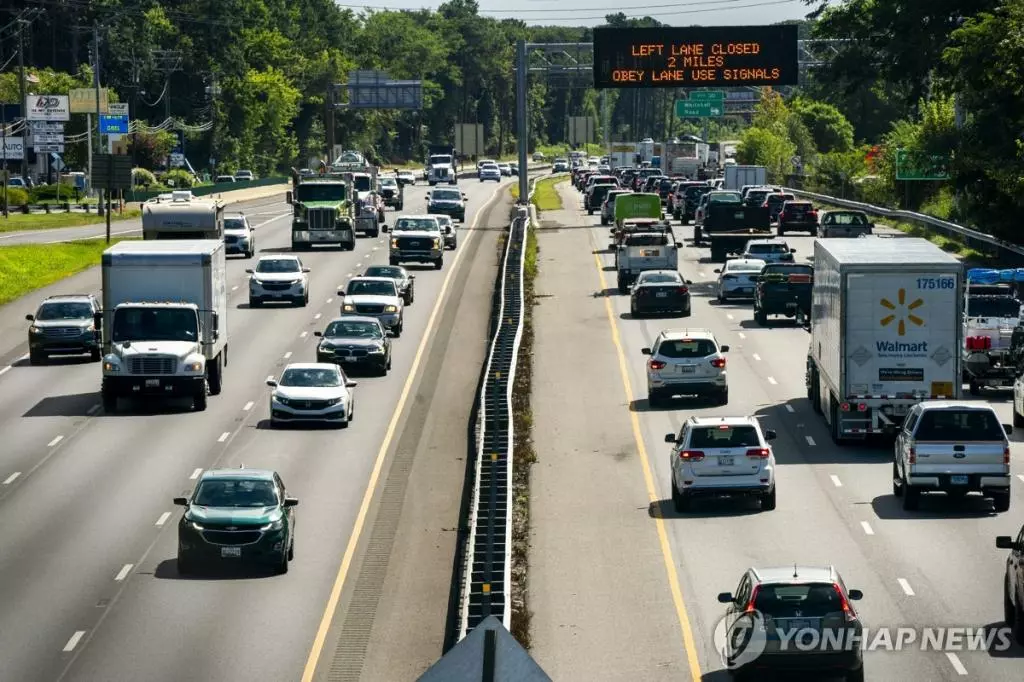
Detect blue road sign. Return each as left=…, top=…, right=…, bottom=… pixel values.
left=99, top=115, right=129, bottom=134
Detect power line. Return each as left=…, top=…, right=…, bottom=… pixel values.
left=343, top=0, right=802, bottom=18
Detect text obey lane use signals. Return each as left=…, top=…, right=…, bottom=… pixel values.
left=592, top=24, right=799, bottom=89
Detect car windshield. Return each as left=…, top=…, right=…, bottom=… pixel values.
left=763, top=265, right=811, bottom=276
left=689, top=425, right=760, bottom=448
left=685, top=187, right=708, bottom=199
left=747, top=190, right=772, bottom=202
left=324, top=320, right=382, bottom=338
left=111, top=307, right=198, bottom=342
left=726, top=261, right=766, bottom=273
left=36, top=301, right=92, bottom=320
left=194, top=479, right=278, bottom=508
left=914, top=409, right=1004, bottom=440
left=657, top=338, right=717, bottom=358
left=364, top=266, right=404, bottom=280
left=432, top=190, right=460, bottom=201
left=347, top=280, right=397, bottom=296
left=223, top=218, right=246, bottom=231
left=753, top=583, right=845, bottom=619
left=394, top=219, right=439, bottom=232
left=967, top=296, right=1021, bottom=317
left=785, top=203, right=812, bottom=213
left=256, top=258, right=300, bottom=273
left=709, top=192, right=742, bottom=203
left=279, top=368, right=342, bottom=387
left=380, top=178, right=397, bottom=187
left=352, top=175, right=371, bottom=192
left=626, top=233, right=669, bottom=246
left=296, top=184, right=345, bottom=202
left=639, top=273, right=680, bottom=284
left=823, top=212, right=869, bottom=225
left=747, top=243, right=789, bottom=255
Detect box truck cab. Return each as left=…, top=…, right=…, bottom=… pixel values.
left=97, top=240, right=228, bottom=413
left=142, top=193, right=224, bottom=240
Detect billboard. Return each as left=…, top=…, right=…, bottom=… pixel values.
left=26, top=95, right=70, bottom=121
left=68, top=88, right=110, bottom=114
left=1, top=136, right=24, bottom=160
left=592, top=25, right=799, bottom=89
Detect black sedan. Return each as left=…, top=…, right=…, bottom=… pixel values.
left=314, top=316, right=393, bottom=375
left=363, top=264, right=415, bottom=305
left=629, top=270, right=692, bottom=317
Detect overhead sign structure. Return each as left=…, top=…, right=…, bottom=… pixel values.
left=1, top=137, right=24, bottom=160
left=99, top=115, right=129, bottom=134
left=26, top=95, right=70, bottom=121
left=675, top=99, right=724, bottom=118
left=895, top=149, right=951, bottom=181
left=69, top=88, right=109, bottom=114
left=568, top=116, right=596, bottom=145
left=454, top=123, right=485, bottom=157
left=342, top=70, right=423, bottom=110
left=592, top=24, right=799, bottom=89
left=91, top=153, right=133, bottom=190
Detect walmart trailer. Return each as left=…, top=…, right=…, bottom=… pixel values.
left=806, top=237, right=963, bottom=444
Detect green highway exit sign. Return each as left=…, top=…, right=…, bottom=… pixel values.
left=688, top=91, right=725, bottom=102
left=675, top=99, right=723, bottom=118
left=895, top=149, right=951, bottom=181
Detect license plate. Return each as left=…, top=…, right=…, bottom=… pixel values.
left=656, top=291, right=668, bottom=298
left=342, top=356, right=356, bottom=362
left=145, top=379, right=160, bottom=388
left=221, top=546, right=241, bottom=558
left=734, top=211, right=744, bottom=219
left=641, top=250, right=660, bottom=257
left=718, top=456, right=734, bottom=466
left=679, top=366, right=696, bottom=373
left=786, top=302, right=798, bottom=309
left=950, top=475, right=968, bottom=485
left=789, top=619, right=811, bottom=631
left=740, top=287, right=752, bottom=294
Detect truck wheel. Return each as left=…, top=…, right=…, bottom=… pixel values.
left=755, top=309, right=768, bottom=326
left=389, top=257, right=400, bottom=266
left=777, top=227, right=786, bottom=236
left=617, top=272, right=628, bottom=294
left=29, top=350, right=44, bottom=365
left=993, top=492, right=1011, bottom=513
left=892, top=462, right=903, bottom=497
left=102, top=388, right=117, bottom=413
left=969, top=379, right=982, bottom=396
left=194, top=385, right=208, bottom=412
left=90, top=347, right=102, bottom=362
left=601, top=216, right=608, bottom=226
left=587, top=208, right=593, bottom=215
left=208, top=356, right=223, bottom=396
left=1014, top=406, right=1024, bottom=428
left=429, top=181, right=436, bottom=186
left=829, top=401, right=847, bottom=446
left=902, top=485, right=920, bottom=511
left=434, top=258, right=443, bottom=270
left=761, top=486, right=777, bottom=511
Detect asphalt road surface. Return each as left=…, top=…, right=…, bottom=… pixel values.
left=0, top=175, right=514, bottom=682
left=533, top=181, right=1024, bottom=681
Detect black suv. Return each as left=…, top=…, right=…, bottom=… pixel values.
left=26, top=294, right=101, bottom=364
left=426, top=187, right=466, bottom=222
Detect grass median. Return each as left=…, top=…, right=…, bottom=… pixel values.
left=0, top=239, right=130, bottom=305
left=509, top=175, right=565, bottom=211
left=0, top=208, right=141, bottom=234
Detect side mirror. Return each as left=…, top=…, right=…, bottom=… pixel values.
left=685, top=280, right=693, bottom=285
left=675, top=242, right=683, bottom=248
left=381, top=225, right=389, bottom=232
left=336, top=289, right=346, bottom=297
left=385, top=329, right=396, bottom=337
left=302, top=267, right=311, bottom=273
left=664, top=433, right=677, bottom=443
left=720, top=345, right=730, bottom=352
left=764, top=429, right=777, bottom=441
left=1004, top=424, right=1014, bottom=436
left=210, top=311, right=219, bottom=333
left=286, top=190, right=293, bottom=204
left=462, top=194, right=468, bottom=200
left=641, top=347, right=652, bottom=355
left=408, top=275, right=416, bottom=280
left=172, top=497, right=188, bottom=506
left=313, top=331, right=323, bottom=337
left=847, top=589, right=863, bottom=601
left=713, top=269, right=721, bottom=273
left=717, top=592, right=734, bottom=604
left=93, top=312, right=102, bottom=330
left=424, top=196, right=430, bottom=202
left=283, top=497, right=299, bottom=508
left=245, top=268, right=254, bottom=274
left=25, top=313, right=34, bottom=321
left=997, top=536, right=1015, bottom=550
left=266, top=379, right=278, bottom=387
left=790, top=248, right=797, bottom=253
left=346, top=380, right=359, bottom=388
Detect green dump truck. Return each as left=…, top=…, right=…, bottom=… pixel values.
left=286, top=173, right=357, bottom=251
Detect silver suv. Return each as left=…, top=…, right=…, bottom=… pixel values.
left=665, top=416, right=777, bottom=512
left=894, top=401, right=1012, bottom=512
left=642, top=328, right=729, bottom=407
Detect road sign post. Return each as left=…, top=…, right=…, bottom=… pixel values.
left=92, top=154, right=132, bottom=243
left=675, top=100, right=724, bottom=118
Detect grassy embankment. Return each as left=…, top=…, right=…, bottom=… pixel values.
left=0, top=208, right=142, bottom=234
left=0, top=239, right=131, bottom=306
left=507, top=175, right=563, bottom=647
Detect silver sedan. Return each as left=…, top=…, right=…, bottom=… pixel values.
left=714, top=258, right=766, bottom=302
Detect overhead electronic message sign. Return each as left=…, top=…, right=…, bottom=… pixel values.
left=593, top=25, right=799, bottom=89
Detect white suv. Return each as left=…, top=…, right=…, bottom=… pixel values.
left=664, top=416, right=778, bottom=512
left=642, top=328, right=729, bottom=407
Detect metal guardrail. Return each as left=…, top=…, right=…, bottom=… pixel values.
left=785, top=187, right=1024, bottom=263
left=457, top=175, right=538, bottom=639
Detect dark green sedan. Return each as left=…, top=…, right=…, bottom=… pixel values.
left=173, top=468, right=298, bottom=575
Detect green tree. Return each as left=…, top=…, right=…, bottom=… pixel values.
left=789, top=98, right=855, bottom=153
left=737, top=127, right=796, bottom=182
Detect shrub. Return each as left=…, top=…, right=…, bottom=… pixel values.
left=30, top=183, right=77, bottom=202
left=132, top=168, right=157, bottom=187
left=160, top=169, right=195, bottom=188
left=1, top=187, right=29, bottom=208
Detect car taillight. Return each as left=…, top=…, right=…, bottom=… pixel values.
left=778, top=212, right=786, bottom=221
left=746, top=447, right=770, bottom=458
left=834, top=583, right=857, bottom=622
left=809, top=209, right=818, bottom=218
left=680, top=450, right=705, bottom=461
left=649, top=360, right=666, bottom=370
left=908, top=447, right=916, bottom=464
left=710, top=357, right=726, bottom=368
left=1005, top=446, right=1011, bottom=465
left=745, top=585, right=760, bottom=613
left=762, top=202, right=769, bottom=209
left=678, top=286, right=689, bottom=295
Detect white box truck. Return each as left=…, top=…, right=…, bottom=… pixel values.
left=724, top=164, right=766, bottom=191
left=97, top=240, right=228, bottom=413
left=142, top=192, right=224, bottom=240
left=806, top=237, right=962, bottom=444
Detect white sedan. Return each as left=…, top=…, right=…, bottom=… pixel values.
left=714, top=258, right=766, bottom=302
left=267, top=363, right=357, bottom=428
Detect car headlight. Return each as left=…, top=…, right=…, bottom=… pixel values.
left=343, top=304, right=356, bottom=312
left=325, top=397, right=342, bottom=406
left=384, top=305, right=398, bottom=313
left=29, top=325, right=42, bottom=334
left=432, top=238, right=441, bottom=248
left=319, top=343, right=334, bottom=353
left=103, top=360, right=120, bottom=372
left=259, top=518, right=285, bottom=531
left=369, top=344, right=385, bottom=354
left=184, top=361, right=203, bottom=372
left=391, top=239, right=399, bottom=248
left=189, top=520, right=205, bottom=531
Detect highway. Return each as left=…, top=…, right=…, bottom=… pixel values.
left=532, top=180, right=1024, bottom=681
left=0, top=176, right=513, bottom=682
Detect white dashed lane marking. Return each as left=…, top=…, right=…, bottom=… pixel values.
left=266, top=375, right=274, bottom=382
left=829, top=474, right=841, bottom=487
left=752, top=353, right=761, bottom=362
left=243, top=401, right=254, bottom=411
left=87, top=404, right=100, bottom=415
left=3, top=472, right=20, bottom=485
left=47, top=435, right=64, bottom=447
left=155, top=512, right=171, bottom=527
left=217, top=431, right=230, bottom=442
left=766, top=376, right=777, bottom=385
left=897, top=578, right=915, bottom=596
left=726, top=314, right=734, bottom=320
left=737, top=332, right=746, bottom=339
left=283, top=351, right=293, bottom=359
left=313, top=314, right=321, bottom=320
left=62, top=631, right=86, bottom=652
left=805, top=436, right=816, bottom=446
left=231, top=285, right=239, bottom=291
left=860, top=521, right=875, bottom=536
left=114, top=564, right=133, bottom=581
left=784, top=405, right=795, bottom=413
left=300, top=331, right=308, bottom=339
left=946, top=652, right=968, bottom=675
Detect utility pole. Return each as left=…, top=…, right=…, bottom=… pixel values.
left=326, top=84, right=336, bottom=162
left=17, top=21, right=27, bottom=173
left=92, top=22, right=105, bottom=216
left=515, top=40, right=528, bottom=204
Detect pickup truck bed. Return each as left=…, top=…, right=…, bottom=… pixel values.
left=704, top=204, right=771, bottom=261
left=754, top=263, right=813, bottom=325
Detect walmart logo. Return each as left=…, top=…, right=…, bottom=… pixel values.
left=880, top=288, right=924, bottom=337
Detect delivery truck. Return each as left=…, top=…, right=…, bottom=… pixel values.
left=97, top=240, right=228, bottom=413
left=724, top=164, right=767, bottom=191
left=806, top=237, right=962, bottom=444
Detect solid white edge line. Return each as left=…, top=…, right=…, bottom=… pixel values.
left=47, top=435, right=64, bottom=447
left=189, top=468, right=202, bottom=480
left=829, top=474, right=842, bottom=487
left=217, top=431, right=230, bottom=442
left=3, top=472, right=20, bottom=485
left=155, top=511, right=171, bottom=527
left=114, top=564, right=133, bottom=582
left=62, top=631, right=86, bottom=652
left=767, top=376, right=778, bottom=385
left=1018, top=474, right=1024, bottom=484
left=726, top=313, right=734, bottom=320
left=897, top=578, right=915, bottom=596
left=805, top=436, right=816, bottom=446
left=860, top=521, right=874, bottom=536
left=87, top=403, right=100, bottom=415
left=946, top=652, right=968, bottom=675
left=18, top=353, right=28, bottom=360
left=737, top=332, right=746, bottom=339
left=0, top=366, right=11, bottom=377
left=752, top=353, right=761, bottom=361
left=243, top=401, right=254, bottom=411
left=283, top=351, right=293, bottom=359
left=784, top=404, right=795, bottom=413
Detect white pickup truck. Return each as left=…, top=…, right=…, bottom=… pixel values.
left=615, top=223, right=681, bottom=293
